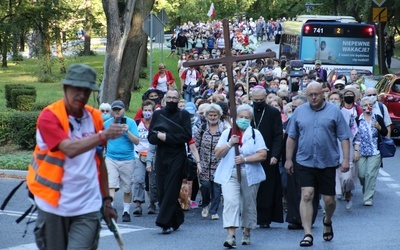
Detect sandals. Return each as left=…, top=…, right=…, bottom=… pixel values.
left=300, top=234, right=313, bottom=247
left=323, top=216, right=334, bottom=241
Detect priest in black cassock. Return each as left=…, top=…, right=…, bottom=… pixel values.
left=250, top=86, right=284, bottom=228
left=148, top=89, right=192, bottom=234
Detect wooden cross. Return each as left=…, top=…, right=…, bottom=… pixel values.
left=183, top=18, right=271, bottom=183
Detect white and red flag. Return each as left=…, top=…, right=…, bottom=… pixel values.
left=207, top=3, right=216, bottom=18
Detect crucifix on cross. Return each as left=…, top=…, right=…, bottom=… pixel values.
left=183, top=18, right=273, bottom=182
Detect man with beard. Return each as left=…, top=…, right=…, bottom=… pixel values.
left=250, top=86, right=284, bottom=228
left=148, top=89, right=192, bottom=234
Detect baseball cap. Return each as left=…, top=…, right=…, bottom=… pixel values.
left=315, top=60, right=322, bottom=65
left=184, top=102, right=197, bottom=114
left=61, top=64, right=99, bottom=91
left=333, top=79, right=346, bottom=87
left=111, top=100, right=125, bottom=109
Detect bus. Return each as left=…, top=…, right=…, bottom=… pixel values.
left=279, top=16, right=376, bottom=73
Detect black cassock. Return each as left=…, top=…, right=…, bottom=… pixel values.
left=148, top=107, right=192, bottom=229
left=252, top=103, right=284, bottom=225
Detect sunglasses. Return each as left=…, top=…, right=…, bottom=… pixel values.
left=366, top=94, right=377, bottom=96
left=101, top=110, right=110, bottom=113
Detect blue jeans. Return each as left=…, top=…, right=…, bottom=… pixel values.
left=183, top=90, right=195, bottom=103
left=199, top=179, right=222, bottom=214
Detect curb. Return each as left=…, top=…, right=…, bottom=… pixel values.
left=0, top=169, right=27, bottom=179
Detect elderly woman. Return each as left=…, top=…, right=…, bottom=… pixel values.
left=195, top=103, right=227, bottom=220
left=151, top=63, right=175, bottom=93
left=355, top=96, right=387, bottom=206
left=214, top=104, right=268, bottom=248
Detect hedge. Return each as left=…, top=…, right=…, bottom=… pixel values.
left=10, top=88, right=36, bottom=109
left=9, top=111, right=40, bottom=150
left=17, top=95, right=36, bottom=111
left=5, top=84, right=35, bottom=108
left=0, top=112, right=13, bottom=146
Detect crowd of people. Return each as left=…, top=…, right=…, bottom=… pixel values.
left=27, top=17, right=394, bottom=249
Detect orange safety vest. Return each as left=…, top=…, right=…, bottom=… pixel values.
left=26, top=100, right=103, bottom=207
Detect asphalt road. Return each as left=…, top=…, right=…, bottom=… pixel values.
left=1, top=148, right=400, bottom=250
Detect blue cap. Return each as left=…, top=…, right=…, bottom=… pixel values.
left=184, top=102, right=197, bottom=114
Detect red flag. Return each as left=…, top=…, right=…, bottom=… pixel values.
left=207, top=3, right=216, bottom=18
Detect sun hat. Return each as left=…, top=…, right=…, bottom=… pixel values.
left=61, top=64, right=99, bottom=91
left=341, top=85, right=360, bottom=100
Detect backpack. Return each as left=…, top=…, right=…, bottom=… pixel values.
left=385, top=42, right=392, bottom=52
left=207, top=37, right=214, bottom=48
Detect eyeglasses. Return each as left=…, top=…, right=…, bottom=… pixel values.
left=101, top=110, right=110, bottom=113
left=363, top=103, right=373, bottom=107
left=366, top=94, right=377, bottom=96
left=307, top=93, right=321, bottom=97
left=165, top=96, right=179, bottom=101
left=112, top=108, right=122, bottom=112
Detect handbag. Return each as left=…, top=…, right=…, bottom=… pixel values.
left=183, top=154, right=197, bottom=181
left=379, top=136, right=396, bottom=158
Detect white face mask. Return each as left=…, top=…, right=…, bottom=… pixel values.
left=207, top=119, right=219, bottom=125
left=236, top=91, right=243, bottom=96
left=279, top=84, right=288, bottom=91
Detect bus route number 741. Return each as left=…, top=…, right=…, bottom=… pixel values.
left=313, top=28, right=324, bottom=34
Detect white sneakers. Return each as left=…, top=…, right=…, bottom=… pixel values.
left=201, top=205, right=209, bottom=218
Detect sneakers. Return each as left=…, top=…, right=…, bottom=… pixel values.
left=148, top=204, right=156, bottom=214
left=133, top=206, right=142, bottom=216
left=223, top=235, right=236, bottom=248
left=241, top=232, right=251, bottom=245
left=364, top=199, right=373, bottom=206
left=201, top=205, right=210, bottom=218
left=346, top=200, right=353, bottom=210
left=190, top=200, right=199, bottom=209
left=161, top=227, right=173, bottom=234
left=122, top=211, right=131, bottom=222
left=211, top=214, right=219, bottom=220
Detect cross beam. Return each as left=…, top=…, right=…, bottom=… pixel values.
left=183, top=18, right=271, bottom=182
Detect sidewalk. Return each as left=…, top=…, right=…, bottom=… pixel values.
left=391, top=56, right=400, bottom=74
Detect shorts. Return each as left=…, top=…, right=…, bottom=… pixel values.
left=105, top=158, right=134, bottom=193
left=297, top=164, right=337, bottom=196
left=34, top=209, right=100, bottom=250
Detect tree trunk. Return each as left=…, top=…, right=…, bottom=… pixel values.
left=84, top=0, right=92, bottom=56
left=117, top=0, right=154, bottom=108
left=100, top=0, right=136, bottom=104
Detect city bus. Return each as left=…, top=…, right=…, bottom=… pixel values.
left=279, top=16, right=376, bottom=73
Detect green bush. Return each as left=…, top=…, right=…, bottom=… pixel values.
left=9, top=111, right=40, bottom=150
left=0, top=112, right=13, bottom=146
left=10, top=88, right=36, bottom=109
left=5, top=84, right=35, bottom=108
left=17, top=95, right=36, bottom=111
left=31, top=102, right=52, bottom=111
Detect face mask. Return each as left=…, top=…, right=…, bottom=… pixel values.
left=216, top=52, right=221, bottom=56
left=236, top=91, right=243, bottom=96
left=165, top=101, right=178, bottom=111
left=207, top=118, right=218, bottom=125
left=279, top=84, right=288, bottom=91
left=253, top=73, right=258, bottom=77
left=287, top=113, right=293, bottom=119
left=363, top=106, right=373, bottom=114
left=236, top=118, right=251, bottom=130
left=253, top=101, right=265, bottom=110
left=266, top=76, right=273, bottom=81
left=330, top=101, right=341, bottom=108
left=343, top=96, right=355, bottom=104
left=150, top=97, right=160, bottom=105
left=270, top=87, right=278, bottom=92
left=102, top=113, right=111, bottom=121
left=224, top=86, right=229, bottom=92
left=370, top=96, right=377, bottom=103
left=143, top=111, right=152, bottom=119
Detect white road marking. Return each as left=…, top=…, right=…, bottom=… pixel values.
left=377, top=177, right=395, bottom=182
left=386, top=183, right=400, bottom=188
left=1, top=243, right=37, bottom=250
left=379, top=169, right=390, bottom=177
